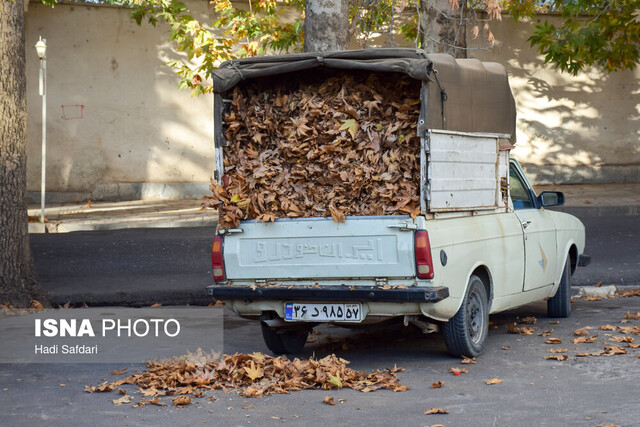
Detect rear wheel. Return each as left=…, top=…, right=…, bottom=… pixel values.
left=443, top=275, right=489, bottom=358
left=260, top=317, right=309, bottom=355
left=547, top=257, right=571, bottom=318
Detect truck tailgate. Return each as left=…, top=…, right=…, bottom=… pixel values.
left=222, top=217, right=416, bottom=281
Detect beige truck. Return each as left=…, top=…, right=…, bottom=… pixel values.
left=206, top=49, right=590, bottom=357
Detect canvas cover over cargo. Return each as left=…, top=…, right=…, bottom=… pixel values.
left=212, top=48, right=516, bottom=144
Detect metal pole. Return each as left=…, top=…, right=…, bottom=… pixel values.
left=39, top=54, right=46, bottom=225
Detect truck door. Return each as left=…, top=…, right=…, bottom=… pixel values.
left=509, top=161, right=557, bottom=292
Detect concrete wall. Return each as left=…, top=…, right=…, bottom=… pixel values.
left=468, top=15, right=640, bottom=184
left=24, top=5, right=640, bottom=203
left=25, top=1, right=216, bottom=202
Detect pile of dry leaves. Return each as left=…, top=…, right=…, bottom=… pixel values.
left=205, top=71, right=422, bottom=229
left=86, top=352, right=406, bottom=406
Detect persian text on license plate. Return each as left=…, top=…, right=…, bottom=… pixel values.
left=284, top=303, right=362, bottom=322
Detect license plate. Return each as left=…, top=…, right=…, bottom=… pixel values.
left=284, top=302, right=362, bottom=322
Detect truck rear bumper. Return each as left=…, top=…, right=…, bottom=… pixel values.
left=206, top=285, right=449, bottom=303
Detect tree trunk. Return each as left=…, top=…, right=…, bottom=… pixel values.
left=0, top=0, right=46, bottom=307
left=420, top=0, right=467, bottom=58
left=304, top=0, right=349, bottom=52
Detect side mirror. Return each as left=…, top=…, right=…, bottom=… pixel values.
left=539, top=191, right=564, bottom=207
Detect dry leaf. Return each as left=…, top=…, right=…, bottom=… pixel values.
left=501, top=346, right=510, bottom=350
left=609, top=336, right=634, bottom=343
left=507, top=322, right=535, bottom=335
left=573, top=328, right=592, bottom=336
left=545, top=338, right=563, bottom=344
left=548, top=348, right=568, bottom=353
left=484, top=378, right=503, bottom=385
left=323, top=395, right=336, bottom=406
left=150, top=303, right=162, bottom=307
left=549, top=321, right=560, bottom=325
left=603, top=346, right=627, bottom=356
left=519, top=316, right=537, bottom=325
left=573, top=336, right=598, bottom=344
left=431, top=381, right=444, bottom=389
left=461, top=357, right=476, bottom=364
left=172, top=395, right=191, bottom=406
left=624, top=311, right=640, bottom=320
left=110, top=369, right=128, bottom=375
left=599, top=325, right=617, bottom=331
left=30, top=300, right=44, bottom=309
left=244, top=360, right=262, bottom=381
left=448, top=367, right=469, bottom=375
left=424, top=408, right=449, bottom=415
left=545, top=355, right=568, bottom=361
left=112, top=395, right=133, bottom=406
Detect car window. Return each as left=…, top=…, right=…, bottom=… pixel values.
left=509, top=164, right=535, bottom=210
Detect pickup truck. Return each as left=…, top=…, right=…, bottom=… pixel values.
left=205, top=49, right=590, bottom=358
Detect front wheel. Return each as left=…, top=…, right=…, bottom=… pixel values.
left=442, top=275, right=489, bottom=358
left=547, top=257, right=571, bottom=318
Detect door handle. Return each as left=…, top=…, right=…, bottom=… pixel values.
left=521, top=220, right=532, bottom=229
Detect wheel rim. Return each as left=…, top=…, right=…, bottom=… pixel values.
left=466, top=287, right=485, bottom=345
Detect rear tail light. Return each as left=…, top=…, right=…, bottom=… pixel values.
left=415, top=230, right=434, bottom=280
left=211, top=236, right=225, bottom=282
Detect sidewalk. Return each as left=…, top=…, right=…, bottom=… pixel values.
left=27, top=183, right=640, bottom=234
left=28, top=199, right=218, bottom=233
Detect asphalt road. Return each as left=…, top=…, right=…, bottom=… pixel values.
left=28, top=213, right=640, bottom=306
left=3, top=212, right=639, bottom=426
left=1, top=298, right=639, bottom=426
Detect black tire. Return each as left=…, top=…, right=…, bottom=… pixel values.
left=443, top=275, right=489, bottom=358
left=547, top=257, right=572, bottom=318
left=261, top=320, right=308, bottom=355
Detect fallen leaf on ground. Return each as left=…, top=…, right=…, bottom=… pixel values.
left=323, top=395, right=336, bottom=406
left=599, top=325, right=616, bottom=331
left=549, top=348, right=568, bottom=353
left=549, top=321, right=560, bottom=325
left=461, top=357, right=476, bottom=364
left=573, top=336, right=598, bottom=344
left=519, top=316, right=537, bottom=325
left=484, top=378, right=503, bottom=385
left=585, top=296, right=602, bottom=301
left=618, top=325, right=640, bottom=334
left=448, top=368, right=469, bottom=375
left=501, top=346, right=510, bottom=350
left=624, top=311, right=640, bottom=320
left=150, top=303, right=162, bottom=307
left=110, top=369, right=127, bottom=375
left=573, top=328, right=592, bottom=336
left=628, top=343, right=640, bottom=349
left=576, top=350, right=606, bottom=357
left=431, top=381, right=444, bottom=389
left=546, top=338, right=563, bottom=344
left=112, top=395, right=133, bottom=406
left=30, top=300, right=44, bottom=309
left=507, top=323, right=535, bottom=335
left=609, top=336, right=634, bottom=343
left=173, top=395, right=191, bottom=406
left=424, top=408, right=449, bottom=415
left=545, top=355, right=568, bottom=361
left=603, top=346, right=627, bottom=356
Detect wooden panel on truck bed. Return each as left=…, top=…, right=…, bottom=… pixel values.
left=427, top=130, right=503, bottom=212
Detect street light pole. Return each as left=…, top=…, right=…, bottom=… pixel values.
left=35, top=37, right=47, bottom=226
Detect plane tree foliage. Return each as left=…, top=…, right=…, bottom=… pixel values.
left=122, top=0, right=640, bottom=95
